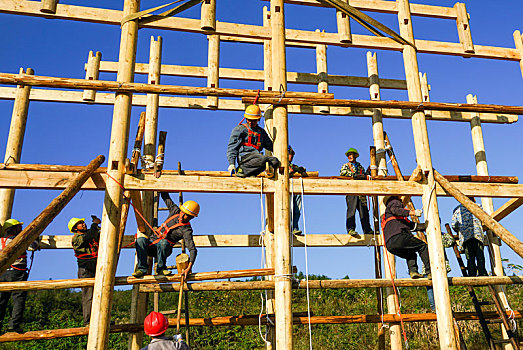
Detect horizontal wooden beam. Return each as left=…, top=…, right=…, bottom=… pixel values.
left=139, top=275, right=523, bottom=293
left=1, top=170, right=523, bottom=197
left=0, top=72, right=333, bottom=99
left=94, top=60, right=409, bottom=90
left=1, top=310, right=521, bottom=342
left=0, top=87, right=516, bottom=123
left=0, top=268, right=276, bottom=292
left=38, top=233, right=381, bottom=249
left=0, top=1, right=520, bottom=61
left=492, top=197, right=523, bottom=222
left=244, top=97, right=523, bottom=115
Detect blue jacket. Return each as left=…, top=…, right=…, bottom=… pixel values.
left=227, top=123, right=273, bottom=166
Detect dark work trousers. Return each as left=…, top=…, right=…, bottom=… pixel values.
left=136, top=237, right=173, bottom=273
left=0, top=268, right=28, bottom=330
left=345, top=195, right=373, bottom=234
left=291, top=194, right=302, bottom=232
left=464, top=238, right=488, bottom=277
left=78, top=260, right=97, bottom=325
left=386, top=230, right=430, bottom=274
left=239, top=153, right=280, bottom=177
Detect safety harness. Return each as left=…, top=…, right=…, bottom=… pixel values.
left=151, top=213, right=191, bottom=246
left=380, top=215, right=411, bottom=233
left=74, top=237, right=99, bottom=260
left=240, top=123, right=262, bottom=151
left=1, top=235, right=28, bottom=271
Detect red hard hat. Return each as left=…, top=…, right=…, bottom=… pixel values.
left=144, top=312, right=169, bottom=337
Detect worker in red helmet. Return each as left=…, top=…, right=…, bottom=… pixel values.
left=141, top=312, right=189, bottom=350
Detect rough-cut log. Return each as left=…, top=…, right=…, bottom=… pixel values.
left=491, top=197, right=523, bottom=222
left=244, top=97, right=523, bottom=115
left=434, top=170, right=523, bottom=259
left=0, top=72, right=333, bottom=99
left=0, top=310, right=521, bottom=343
left=0, top=155, right=105, bottom=274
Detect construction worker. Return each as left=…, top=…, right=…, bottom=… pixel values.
left=70, top=216, right=101, bottom=325
left=288, top=145, right=307, bottom=235
left=141, top=312, right=189, bottom=350
left=227, top=104, right=280, bottom=178
left=133, top=192, right=198, bottom=278
left=451, top=197, right=488, bottom=277
left=340, top=148, right=373, bottom=236
left=381, top=195, right=430, bottom=279
left=0, top=219, right=38, bottom=333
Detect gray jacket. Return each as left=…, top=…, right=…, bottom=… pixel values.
left=141, top=336, right=190, bottom=350
left=227, top=123, right=273, bottom=166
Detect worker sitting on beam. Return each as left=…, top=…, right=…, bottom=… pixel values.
left=340, top=147, right=373, bottom=236
left=381, top=196, right=430, bottom=279
left=227, top=104, right=280, bottom=178
left=0, top=219, right=39, bottom=334
left=133, top=192, right=198, bottom=278
left=70, top=216, right=101, bottom=326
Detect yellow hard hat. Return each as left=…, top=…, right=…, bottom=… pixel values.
left=68, top=218, right=85, bottom=233
left=3, top=219, right=23, bottom=231
left=244, top=104, right=262, bottom=120
left=180, top=200, right=200, bottom=217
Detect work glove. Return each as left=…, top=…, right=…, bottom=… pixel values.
left=414, top=209, right=423, bottom=217
left=228, top=164, right=236, bottom=176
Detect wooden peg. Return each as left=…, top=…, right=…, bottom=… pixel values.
left=154, top=131, right=167, bottom=178
left=40, top=0, right=58, bottom=14
left=200, top=0, right=216, bottom=31
left=336, top=0, right=352, bottom=43
left=83, top=51, right=102, bottom=102
left=263, top=7, right=273, bottom=91
left=206, top=35, right=220, bottom=108
left=513, top=30, right=523, bottom=79
left=454, top=3, right=474, bottom=55
left=315, top=29, right=329, bottom=114
left=419, top=72, right=431, bottom=116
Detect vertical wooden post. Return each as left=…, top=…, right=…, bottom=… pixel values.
left=454, top=3, right=474, bottom=55
left=83, top=51, right=102, bottom=102
left=367, top=52, right=396, bottom=350
left=200, top=0, right=216, bottom=31
left=419, top=72, right=431, bottom=117
left=396, top=1, right=457, bottom=349
left=513, top=30, right=523, bottom=79
left=128, top=35, right=162, bottom=350
left=271, top=1, right=293, bottom=349
left=206, top=34, right=220, bottom=108
left=315, top=30, right=329, bottom=114
left=87, top=1, right=140, bottom=349
left=263, top=7, right=275, bottom=349
left=467, top=94, right=514, bottom=350
left=0, top=67, right=33, bottom=225
left=40, top=0, right=58, bottom=14
left=336, top=0, right=352, bottom=43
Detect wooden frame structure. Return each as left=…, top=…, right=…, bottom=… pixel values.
left=0, top=1, right=522, bottom=349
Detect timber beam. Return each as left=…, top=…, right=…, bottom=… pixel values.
left=0, top=310, right=521, bottom=343
left=0, top=87, right=516, bottom=123
left=0, top=1, right=520, bottom=61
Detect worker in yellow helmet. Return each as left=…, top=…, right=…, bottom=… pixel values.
left=133, top=192, right=199, bottom=279
left=226, top=104, right=280, bottom=178
left=70, top=215, right=101, bottom=325
left=0, top=219, right=39, bottom=333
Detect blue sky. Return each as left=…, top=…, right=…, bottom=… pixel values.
left=0, top=1, right=522, bottom=286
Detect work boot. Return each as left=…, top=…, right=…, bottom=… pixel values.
left=158, top=269, right=172, bottom=276
left=265, top=166, right=275, bottom=179
left=132, top=269, right=147, bottom=278
left=292, top=229, right=303, bottom=236
left=409, top=271, right=424, bottom=279
left=236, top=167, right=246, bottom=178
left=347, top=229, right=358, bottom=237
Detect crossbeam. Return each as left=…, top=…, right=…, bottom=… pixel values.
left=0, top=87, right=516, bottom=123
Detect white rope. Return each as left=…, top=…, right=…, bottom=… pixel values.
left=257, top=177, right=271, bottom=346
left=300, top=177, right=313, bottom=350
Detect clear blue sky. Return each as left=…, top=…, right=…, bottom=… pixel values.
left=0, top=1, right=522, bottom=286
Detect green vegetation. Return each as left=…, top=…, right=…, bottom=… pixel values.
left=0, top=275, right=521, bottom=349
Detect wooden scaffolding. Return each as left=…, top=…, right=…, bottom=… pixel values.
left=0, top=0, right=522, bottom=349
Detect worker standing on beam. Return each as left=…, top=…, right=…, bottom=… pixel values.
left=288, top=145, right=307, bottom=236
left=227, top=104, right=280, bottom=178
left=70, top=216, right=101, bottom=326
left=133, top=192, right=198, bottom=278
left=340, top=148, right=373, bottom=236
left=451, top=197, right=488, bottom=277
left=0, top=219, right=38, bottom=333
left=381, top=196, right=430, bottom=279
